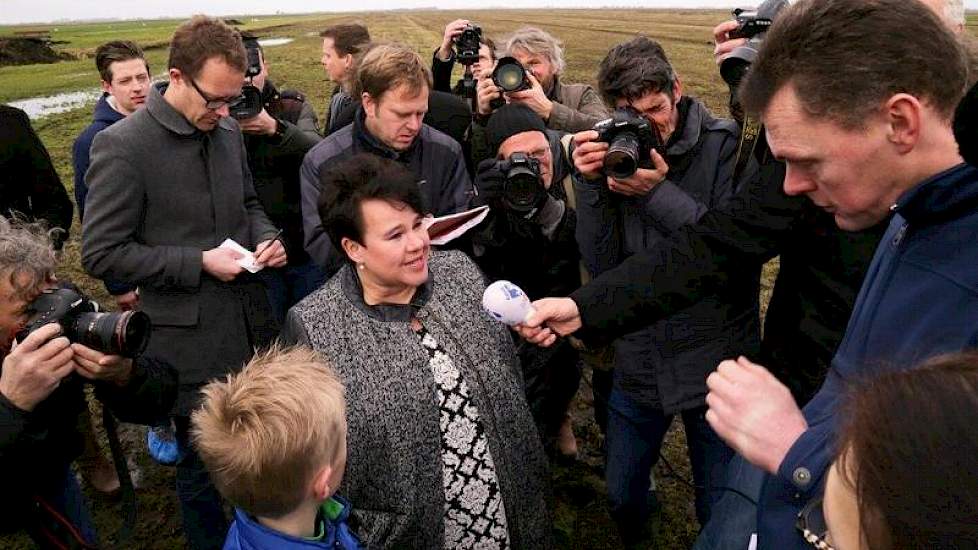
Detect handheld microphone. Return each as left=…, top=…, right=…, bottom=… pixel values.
left=482, top=280, right=534, bottom=326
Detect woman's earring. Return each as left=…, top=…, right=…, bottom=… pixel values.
left=358, top=263, right=365, bottom=270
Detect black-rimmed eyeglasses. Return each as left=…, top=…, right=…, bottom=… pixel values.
left=187, top=76, right=241, bottom=110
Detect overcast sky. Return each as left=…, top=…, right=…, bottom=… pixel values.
left=4, top=0, right=973, bottom=25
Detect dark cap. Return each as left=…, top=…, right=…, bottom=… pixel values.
left=486, top=103, right=547, bottom=154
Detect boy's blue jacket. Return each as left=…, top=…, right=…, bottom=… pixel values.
left=756, top=163, right=978, bottom=549
left=223, top=496, right=361, bottom=550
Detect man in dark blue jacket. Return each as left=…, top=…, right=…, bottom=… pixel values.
left=520, top=1, right=977, bottom=548
left=72, top=40, right=150, bottom=311
left=703, top=2, right=978, bottom=547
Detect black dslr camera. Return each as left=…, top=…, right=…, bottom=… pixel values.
left=496, top=152, right=547, bottom=214
left=593, top=107, right=663, bottom=180
left=16, top=287, right=151, bottom=358
left=230, top=36, right=264, bottom=120
left=720, top=0, right=793, bottom=86
left=455, top=23, right=483, bottom=66
left=489, top=57, right=532, bottom=110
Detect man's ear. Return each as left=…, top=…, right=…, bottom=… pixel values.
left=100, top=80, right=113, bottom=95
left=884, top=93, right=922, bottom=154
left=168, top=68, right=185, bottom=87
left=672, top=76, right=684, bottom=102
left=341, top=237, right=364, bottom=265
left=311, top=465, right=334, bottom=500
left=361, top=92, right=376, bottom=117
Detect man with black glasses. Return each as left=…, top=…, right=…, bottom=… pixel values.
left=82, top=16, right=285, bottom=550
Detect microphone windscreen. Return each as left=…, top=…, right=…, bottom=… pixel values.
left=482, top=280, right=534, bottom=326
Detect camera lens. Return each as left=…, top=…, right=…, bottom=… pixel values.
left=605, top=130, right=641, bottom=179
left=494, top=61, right=526, bottom=93
left=70, top=311, right=151, bottom=358
left=503, top=169, right=543, bottom=213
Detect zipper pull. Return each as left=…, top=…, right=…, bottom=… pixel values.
left=892, top=223, right=908, bottom=247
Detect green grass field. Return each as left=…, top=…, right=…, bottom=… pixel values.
left=13, top=7, right=970, bottom=548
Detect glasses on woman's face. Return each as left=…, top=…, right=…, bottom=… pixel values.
left=797, top=497, right=836, bottom=550
left=187, top=76, right=240, bottom=110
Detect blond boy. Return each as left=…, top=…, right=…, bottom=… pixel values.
left=192, top=345, right=359, bottom=549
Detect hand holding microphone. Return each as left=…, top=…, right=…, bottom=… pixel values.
left=482, top=281, right=583, bottom=347
left=482, top=280, right=534, bottom=326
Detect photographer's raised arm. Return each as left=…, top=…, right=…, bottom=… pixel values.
left=82, top=131, right=203, bottom=290
left=431, top=19, right=469, bottom=93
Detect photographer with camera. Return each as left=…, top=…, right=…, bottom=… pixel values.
left=234, top=37, right=324, bottom=323
left=432, top=19, right=497, bottom=96
left=470, top=104, right=582, bottom=457
left=570, top=36, right=761, bottom=546
left=475, top=27, right=608, bottom=134
left=301, top=43, right=472, bottom=275
left=82, top=17, right=285, bottom=549
left=0, top=216, right=176, bottom=547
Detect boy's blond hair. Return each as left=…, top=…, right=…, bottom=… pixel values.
left=191, top=344, right=346, bottom=518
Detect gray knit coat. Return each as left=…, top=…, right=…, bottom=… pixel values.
left=282, top=250, right=553, bottom=549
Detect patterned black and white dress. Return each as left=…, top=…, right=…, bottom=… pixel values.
left=416, top=325, right=510, bottom=549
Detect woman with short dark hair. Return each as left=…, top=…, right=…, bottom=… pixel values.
left=810, top=352, right=978, bottom=549
left=283, top=154, right=552, bottom=549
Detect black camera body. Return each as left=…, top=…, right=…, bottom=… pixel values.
left=728, top=9, right=774, bottom=39
left=16, top=287, right=151, bottom=358
left=497, top=152, right=547, bottom=214
left=593, top=107, right=662, bottom=180
left=720, top=0, right=793, bottom=86
left=230, top=85, right=263, bottom=120
left=231, top=36, right=264, bottom=120
left=455, top=24, right=483, bottom=66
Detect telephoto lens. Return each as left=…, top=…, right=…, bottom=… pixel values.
left=493, top=57, right=530, bottom=93
left=70, top=310, right=151, bottom=358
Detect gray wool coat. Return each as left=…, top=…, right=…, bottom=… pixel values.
left=282, top=250, right=553, bottom=549
left=81, top=82, right=279, bottom=414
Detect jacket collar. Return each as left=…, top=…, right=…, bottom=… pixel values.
left=93, top=93, right=126, bottom=125
left=352, top=106, right=418, bottom=161
left=339, top=262, right=432, bottom=323
left=546, top=77, right=561, bottom=102
left=146, top=81, right=235, bottom=137
left=893, top=162, right=978, bottom=225
left=664, top=96, right=703, bottom=157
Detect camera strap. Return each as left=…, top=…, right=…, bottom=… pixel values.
left=103, top=407, right=137, bottom=547
left=733, top=114, right=763, bottom=184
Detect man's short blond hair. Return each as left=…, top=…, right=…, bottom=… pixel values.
left=505, top=27, right=566, bottom=76
left=353, top=42, right=432, bottom=101
left=192, top=344, right=346, bottom=518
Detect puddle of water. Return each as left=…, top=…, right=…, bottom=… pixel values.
left=258, top=38, right=294, bottom=47
left=9, top=89, right=104, bottom=120
left=12, top=72, right=169, bottom=120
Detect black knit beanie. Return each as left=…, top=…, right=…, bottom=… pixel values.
left=486, top=104, right=547, bottom=154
